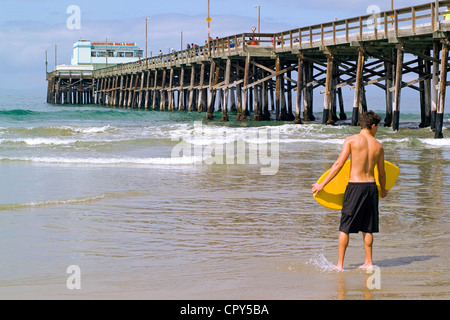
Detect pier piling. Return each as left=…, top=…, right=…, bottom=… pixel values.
left=393, top=46, right=404, bottom=132
left=436, top=41, right=448, bottom=138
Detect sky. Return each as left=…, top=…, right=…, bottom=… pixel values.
left=0, top=0, right=433, bottom=93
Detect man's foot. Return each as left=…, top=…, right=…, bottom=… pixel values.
left=335, top=264, right=344, bottom=271
left=359, top=263, right=373, bottom=270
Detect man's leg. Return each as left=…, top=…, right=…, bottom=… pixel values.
left=336, top=232, right=349, bottom=271
left=360, top=232, right=373, bottom=269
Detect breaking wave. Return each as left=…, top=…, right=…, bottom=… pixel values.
left=0, top=155, right=204, bottom=166
left=0, top=190, right=147, bottom=211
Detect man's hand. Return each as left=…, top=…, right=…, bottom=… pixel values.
left=312, top=183, right=324, bottom=196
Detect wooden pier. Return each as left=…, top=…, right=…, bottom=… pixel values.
left=47, top=1, right=450, bottom=138
left=46, top=66, right=94, bottom=105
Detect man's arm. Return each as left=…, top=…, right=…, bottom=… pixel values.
left=312, top=137, right=351, bottom=196
left=377, top=147, right=387, bottom=198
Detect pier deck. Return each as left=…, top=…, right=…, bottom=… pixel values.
left=47, top=1, right=450, bottom=137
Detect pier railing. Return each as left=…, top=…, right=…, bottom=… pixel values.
left=93, top=1, right=450, bottom=78
left=277, top=1, right=447, bottom=50
left=46, top=69, right=93, bottom=81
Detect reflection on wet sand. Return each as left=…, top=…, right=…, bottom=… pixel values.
left=336, top=272, right=375, bottom=300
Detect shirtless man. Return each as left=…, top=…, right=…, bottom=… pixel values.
left=312, top=111, right=388, bottom=271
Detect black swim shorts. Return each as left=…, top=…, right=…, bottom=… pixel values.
left=339, top=181, right=379, bottom=234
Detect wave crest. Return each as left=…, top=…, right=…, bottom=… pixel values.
left=0, top=155, right=203, bottom=166
left=0, top=191, right=147, bottom=211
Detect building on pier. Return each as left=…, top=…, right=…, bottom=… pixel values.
left=45, top=40, right=143, bottom=106
left=71, top=40, right=143, bottom=69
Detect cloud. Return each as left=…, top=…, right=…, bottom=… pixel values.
left=0, top=11, right=291, bottom=91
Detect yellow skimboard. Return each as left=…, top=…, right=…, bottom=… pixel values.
left=313, top=160, right=399, bottom=210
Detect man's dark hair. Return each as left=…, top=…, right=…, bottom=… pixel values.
left=359, top=110, right=381, bottom=129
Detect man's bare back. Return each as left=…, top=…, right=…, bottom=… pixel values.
left=346, top=131, right=384, bottom=184
left=311, top=123, right=387, bottom=198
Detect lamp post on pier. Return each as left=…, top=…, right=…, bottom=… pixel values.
left=105, top=36, right=109, bottom=68
left=207, top=0, right=211, bottom=40
left=179, top=30, right=183, bottom=51
left=254, top=4, right=260, bottom=34
left=146, top=17, right=151, bottom=59
left=45, top=49, right=48, bottom=74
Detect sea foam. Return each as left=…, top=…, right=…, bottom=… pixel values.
left=0, top=155, right=204, bottom=166
left=306, top=253, right=337, bottom=272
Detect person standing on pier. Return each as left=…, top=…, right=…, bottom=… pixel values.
left=445, top=6, right=450, bottom=20
left=312, top=111, right=388, bottom=271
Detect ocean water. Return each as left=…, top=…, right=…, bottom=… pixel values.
left=0, top=92, right=449, bottom=300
